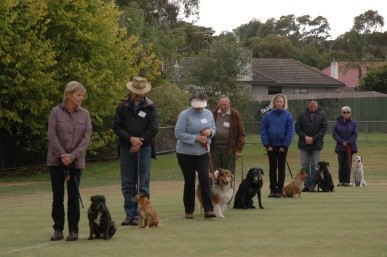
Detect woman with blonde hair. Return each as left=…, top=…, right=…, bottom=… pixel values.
left=260, top=94, right=294, bottom=198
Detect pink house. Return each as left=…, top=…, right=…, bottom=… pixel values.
left=322, top=61, right=382, bottom=91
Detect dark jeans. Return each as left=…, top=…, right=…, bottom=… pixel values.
left=267, top=148, right=288, bottom=193
left=49, top=166, right=82, bottom=233
left=177, top=153, right=213, bottom=214
left=338, top=151, right=352, bottom=184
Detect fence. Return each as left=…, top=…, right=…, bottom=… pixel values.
left=1, top=121, right=386, bottom=171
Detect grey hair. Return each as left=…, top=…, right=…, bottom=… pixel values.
left=341, top=106, right=351, bottom=112
left=62, top=81, right=86, bottom=102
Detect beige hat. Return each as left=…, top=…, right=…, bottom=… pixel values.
left=126, top=76, right=151, bottom=94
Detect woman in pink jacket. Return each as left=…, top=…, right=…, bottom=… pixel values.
left=47, top=81, right=92, bottom=242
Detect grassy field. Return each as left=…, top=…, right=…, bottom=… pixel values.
left=0, top=135, right=386, bottom=257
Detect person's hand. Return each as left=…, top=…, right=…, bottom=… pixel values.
left=235, top=152, right=242, bottom=158
left=200, top=128, right=212, bottom=137
left=129, top=137, right=143, bottom=153
left=279, top=147, right=285, bottom=152
left=61, top=154, right=72, bottom=166
left=196, top=135, right=208, bottom=145
left=305, top=136, right=314, bottom=145
left=342, top=141, right=347, bottom=147
left=266, top=146, right=273, bottom=152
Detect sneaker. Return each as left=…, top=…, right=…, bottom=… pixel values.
left=268, top=192, right=276, bottom=198
left=50, top=230, right=63, bottom=241
left=66, top=231, right=78, bottom=241
left=185, top=213, right=194, bottom=219
left=275, top=192, right=282, bottom=198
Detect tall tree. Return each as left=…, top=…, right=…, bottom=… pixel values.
left=353, top=10, right=384, bottom=35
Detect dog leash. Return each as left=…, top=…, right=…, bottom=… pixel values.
left=63, top=166, right=85, bottom=210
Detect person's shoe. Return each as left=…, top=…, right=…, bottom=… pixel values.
left=309, top=188, right=316, bottom=192
left=130, top=216, right=139, bottom=226
left=275, top=192, right=282, bottom=198
left=337, top=183, right=344, bottom=187
left=66, top=231, right=78, bottom=241
left=50, top=230, right=63, bottom=241
left=121, top=217, right=132, bottom=226
left=185, top=213, right=194, bottom=219
left=204, top=211, right=216, bottom=219
left=302, top=187, right=310, bottom=192
left=268, top=192, right=276, bottom=198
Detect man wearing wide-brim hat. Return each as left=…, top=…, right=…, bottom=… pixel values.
left=113, top=76, right=158, bottom=226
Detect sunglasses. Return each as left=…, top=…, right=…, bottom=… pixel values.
left=342, top=111, right=350, bottom=114
left=308, top=99, right=317, bottom=102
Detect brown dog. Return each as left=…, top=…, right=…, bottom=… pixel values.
left=134, top=193, right=161, bottom=228
left=282, top=170, right=309, bottom=198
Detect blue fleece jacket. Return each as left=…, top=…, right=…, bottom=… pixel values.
left=260, top=109, right=294, bottom=149
left=175, top=107, right=216, bottom=155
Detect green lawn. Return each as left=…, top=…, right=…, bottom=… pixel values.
left=0, top=135, right=386, bottom=257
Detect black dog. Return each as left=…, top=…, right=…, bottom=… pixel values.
left=87, top=195, right=117, bottom=240
left=233, top=167, right=264, bottom=209
left=316, top=161, right=335, bottom=192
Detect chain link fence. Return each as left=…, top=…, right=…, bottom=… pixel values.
left=1, top=121, right=386, bottom=171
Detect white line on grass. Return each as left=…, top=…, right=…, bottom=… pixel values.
left=0, top=215, right=183, bottom=256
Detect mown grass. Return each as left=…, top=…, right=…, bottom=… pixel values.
left=0, top=135, right=386, bottom=257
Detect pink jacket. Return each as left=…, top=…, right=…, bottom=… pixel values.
left=47, top=103, right=92, bottom=169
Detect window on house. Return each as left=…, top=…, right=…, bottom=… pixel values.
left=268, top=85, right=282, bottom=95
left=294, top=88, right=308, bottom=94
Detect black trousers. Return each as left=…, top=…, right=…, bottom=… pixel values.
left=49, top=166, right=82, bottom=233
left=337, top=151, right=352, bottom=184
left=267, top=148, right=288, bottom=193
left=177, top=153, right=213, bottom=214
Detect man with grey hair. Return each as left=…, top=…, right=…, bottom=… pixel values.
left=211, top=94, right=246, bottom=175
left=295, top=98, right=328, bottom=192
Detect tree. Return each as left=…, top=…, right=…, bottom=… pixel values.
left=353, top=10, right=384, bottom=35
left=1, top=0, right=161, bottom=152
left=0, top=0, right=57, bottom=140
left=182, top=33, right=253, bottom=120
left=258, top=34, right=297, bottom=58
left=359, top=63, right=387, bottom=93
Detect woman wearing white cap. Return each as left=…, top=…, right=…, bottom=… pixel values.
left=175, top=91, right=216, bottom=219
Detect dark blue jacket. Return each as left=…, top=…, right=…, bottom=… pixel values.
left=332, top=116, right=358, bottom=153
left=260, top=109, right=294, bottom=149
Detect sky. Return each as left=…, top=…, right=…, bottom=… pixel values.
left=193, top=0, right=387, bottom=39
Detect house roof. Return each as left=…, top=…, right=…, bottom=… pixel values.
left=250, top=58, right=345, bottom=87
left=321, top=61, right=385, bottom=88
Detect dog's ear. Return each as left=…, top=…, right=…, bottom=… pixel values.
left=260, top=169, right=264, bottom=175
left=101, top=195, right=106, bottom=202
left=326, top=162, right=329, bottom=167
left=90, top=195, right=95, bottom=201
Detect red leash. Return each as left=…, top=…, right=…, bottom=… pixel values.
left=346, top=144, right=352, bottom=169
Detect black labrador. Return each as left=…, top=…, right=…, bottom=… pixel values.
left=233, top=167, right=264, bottom=209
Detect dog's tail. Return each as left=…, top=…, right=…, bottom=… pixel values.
left=153, top=219, right=161, bottom=227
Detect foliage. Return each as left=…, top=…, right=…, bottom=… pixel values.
left=353, top=10, right=384, bottom=35
left=359, top=63, right=387, bottom=93
left=0, top=0, right=57, bottom=142
left=147, top=82, right=189, bottom=126
left=0, top=0, right=161, bottom=152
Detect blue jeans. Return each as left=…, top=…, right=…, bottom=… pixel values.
left=300, top=149, right=321, bottom=189
left=119, top=146, right=151, bottom=219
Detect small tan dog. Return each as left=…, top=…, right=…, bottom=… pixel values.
left=197, top=169, right=234, bottom=218
left=134, top=193, right=161, bottom=228
left=282, top=169, right=309, bottom=198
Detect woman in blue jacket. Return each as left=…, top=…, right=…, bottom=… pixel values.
left=261, top=94, right=294, bottom=198
left=332, top=106, right=358, bottom=186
